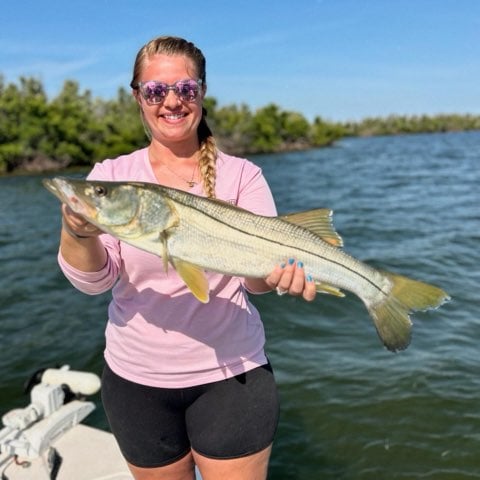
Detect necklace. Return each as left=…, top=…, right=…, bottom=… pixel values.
left=158, top=158, right=198, bottom=188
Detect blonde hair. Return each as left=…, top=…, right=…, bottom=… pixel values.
left=131, top=36, right=217, bottom=198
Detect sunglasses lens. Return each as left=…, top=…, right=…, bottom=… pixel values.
left=175, top=80, right=200, bottom=102
left=138, top=80, right=201, bottom=104
left=141, top=81, right=168, bottom=104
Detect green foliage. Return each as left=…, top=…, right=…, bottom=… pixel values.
left=343, top=114, right=480, bottom=137
left=92, top=87, right=147, bottom=160
left=311, top=116, right=345, bottom=147
left=248, top=104, right=284, bottom=153
left=0, top=77, right=49, bottom=171
left=0, top=76, right=147, bottom=173
left=281, top=111, right=310, bottom=143
left=0, top=143, right=22, bottom=174
left=207, top=100, right=254, bottom=154
left=1, top=75, right=479, bottom=174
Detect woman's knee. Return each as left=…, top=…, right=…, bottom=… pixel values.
left=192, top=445, right=272, bottom=480
left=127, top=451, right=196, bottom=480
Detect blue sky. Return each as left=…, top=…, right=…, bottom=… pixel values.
left=1, top=0, right=478, bottom=121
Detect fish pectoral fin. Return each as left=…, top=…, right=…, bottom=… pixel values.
left=172, top=259, right=210, bottom=304
left=159, top=232, right=170, bottom=273
left=159, top=207, right=181, bottom=273
left=280, top=209, right=343, bottom=247
left=314, top=282, right=345, bottom=297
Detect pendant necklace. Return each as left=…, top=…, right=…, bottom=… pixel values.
left=159, top=158, right=198, bottom=188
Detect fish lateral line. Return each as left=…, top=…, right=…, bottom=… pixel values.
left=176, top=199, right=391, bottom=297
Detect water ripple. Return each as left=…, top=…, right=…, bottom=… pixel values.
left=1, top=132, right=479, bottom=479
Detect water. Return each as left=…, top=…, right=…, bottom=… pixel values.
left=1, top=131, right=478, bottom=479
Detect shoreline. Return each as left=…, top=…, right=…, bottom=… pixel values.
left=3, top=128, right=479, bottom=178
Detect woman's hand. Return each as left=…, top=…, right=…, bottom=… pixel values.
left=59, top=204, right=107, bottom=272
left=264, top=258, right=316, bottom=302
left=245, top=258, right=317, bottom=302
left=61, top=204, right=103, bottom=239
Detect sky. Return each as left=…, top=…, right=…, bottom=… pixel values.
left=1, top=0, right=479, bottom=122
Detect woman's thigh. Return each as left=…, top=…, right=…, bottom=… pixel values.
left=101, top=362, right=279, bottom=477
left=101, top=364, right=191, bottom=468
left=186, top=363, right=280, bottom=459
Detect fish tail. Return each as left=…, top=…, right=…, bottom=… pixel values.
left=366, top=272, right=450, bottom=352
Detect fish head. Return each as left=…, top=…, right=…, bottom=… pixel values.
left=43, top=177, right=143, bottom=236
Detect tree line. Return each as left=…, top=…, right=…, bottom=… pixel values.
left=1, top=75, right=479, bottom=174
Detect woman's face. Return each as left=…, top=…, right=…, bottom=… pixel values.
left=135, top=53, right=205, bottom=149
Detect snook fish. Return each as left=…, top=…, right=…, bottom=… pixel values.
left=43, top=177, right=450, bottom=352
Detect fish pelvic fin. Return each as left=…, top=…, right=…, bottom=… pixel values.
left=368, top=272, right=450, bottom=352
left=172, top=259, right=210, bottom=303
left=280, top=209, right=343, bottom=247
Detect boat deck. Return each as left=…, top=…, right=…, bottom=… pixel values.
left=1, top=424, right=133, bottom=480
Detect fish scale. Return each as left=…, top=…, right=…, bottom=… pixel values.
left=167, top=196, right=386, bottom=297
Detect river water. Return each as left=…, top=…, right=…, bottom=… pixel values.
left=1, top=131, right=478, bottom=479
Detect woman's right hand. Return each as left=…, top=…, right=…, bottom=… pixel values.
left=61, top=204, right=103, bottom=239
left=59, top=204, right=108, bottom=272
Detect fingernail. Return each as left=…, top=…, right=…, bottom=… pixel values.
left=288, top=258, right=295, bottom=265
left=280, top=262, right=286, bottom=269
left=297, top=261, right=304, bottom=268
left=307, top=274, right=313, bottom=282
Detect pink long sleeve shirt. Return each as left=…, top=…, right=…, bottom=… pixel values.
left=59, top=148, right=277, bottom=388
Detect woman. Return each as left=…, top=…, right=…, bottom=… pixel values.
left=58, top=36, right=316, bottom=480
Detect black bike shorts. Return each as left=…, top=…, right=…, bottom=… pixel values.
left=101, top=362, right=280, bottom=468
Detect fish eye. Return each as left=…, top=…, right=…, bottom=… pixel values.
left=94, top=185, right=108, bottom=197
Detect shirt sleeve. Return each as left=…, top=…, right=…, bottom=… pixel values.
left=236, top=160, right=277, bottom=217
left=57, top=239, right=120, bottom=295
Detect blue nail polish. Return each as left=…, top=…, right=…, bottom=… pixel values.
left=297, top=261, right=304, bottom=268
left=288, top=258, right=295, bottom=265
left=307, top=274, right=313, bottom=282
left=280, top=262, right=286, bottom=269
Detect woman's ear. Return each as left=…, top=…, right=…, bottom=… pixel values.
left=132, top=90, right=142, bottom=107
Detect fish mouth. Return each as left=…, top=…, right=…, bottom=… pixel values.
left=43, top=177, right=71, bottom=204
left=42, top=177, right=95, bottom=218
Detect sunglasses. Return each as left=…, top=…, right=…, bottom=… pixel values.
left=135, top=79, right=203, bottom=105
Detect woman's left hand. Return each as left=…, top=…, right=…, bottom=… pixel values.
left=264, top=258, right=316, bottom=302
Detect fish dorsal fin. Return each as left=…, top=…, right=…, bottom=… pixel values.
left=171, top=259, right=210, bottom=303
left=280, top=209, right=343, bottom=247
left=315, top=282, right=345, bottom=297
